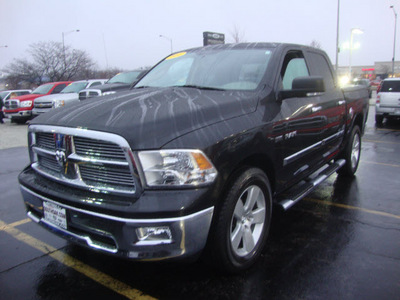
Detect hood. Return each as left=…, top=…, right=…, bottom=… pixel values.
left=31, top=87, right=258, bottom=149
left=13, top=93, right=44, bottom=101
left=35, top=93, right=78, bottom=103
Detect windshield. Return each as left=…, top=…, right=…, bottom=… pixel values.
left=32, top=84, right=54, bottom=95
left=136, top=48, right=273, bottom=90
left=381, top=80, right=400, bottom=92
left=107, top=71, right=142, bottom=84
left=61, top=82, right=88, bottom=93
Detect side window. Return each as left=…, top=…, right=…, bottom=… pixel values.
left=89, top=81, right=102, bottom=87
left=281, top=52, right=309, bottom=90
left=52, top=84, right=66, bottom=94
left=307, top=52, right=335, bottom=90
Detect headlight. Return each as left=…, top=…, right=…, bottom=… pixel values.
left=53, top=100, right=65, bottom=108
left=20, top=101, right=32, bottom=107
left=138, top=150, right=217, bottom=187
left=102, top=91, right=116, bottom=96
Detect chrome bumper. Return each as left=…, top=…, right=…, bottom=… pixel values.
left=21, top=185, right=214, bottom=260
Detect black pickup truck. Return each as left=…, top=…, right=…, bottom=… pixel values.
left=19, top=43, right=369, bottom=273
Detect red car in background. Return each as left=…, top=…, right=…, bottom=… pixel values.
left=4, top=81, right=72, bottom=123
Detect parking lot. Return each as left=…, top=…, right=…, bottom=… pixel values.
left=0, top=102, right=399, bottom=300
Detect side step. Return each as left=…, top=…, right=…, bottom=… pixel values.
left=277, top=159, right=346, bottom=211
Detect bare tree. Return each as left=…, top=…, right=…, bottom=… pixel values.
left=310, top=40, right=322, bottom=49
left=3, top=41, right=95, bottom=88
left=230, top=25, right=246, bottom=43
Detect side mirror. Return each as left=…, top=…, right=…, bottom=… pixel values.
left=279, top=76, right=325, bottom=100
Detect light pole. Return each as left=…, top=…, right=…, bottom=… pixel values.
left=349, top=28, right=363, bottom=79
left=159, top=35, right=173, bottom=53
left=390, top=5, right=397, bottom=76
left=62, top=29, right=80, bottom=65
left=335, top=0, right=340, bottom=71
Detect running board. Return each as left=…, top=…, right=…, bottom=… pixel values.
left=277, top=159, right=346, bottom=211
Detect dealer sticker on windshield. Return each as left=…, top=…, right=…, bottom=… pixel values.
left=43, top=201, right=67, bottom=229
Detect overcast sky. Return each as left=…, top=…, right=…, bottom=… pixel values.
left=0, top=0, right=398, bottom=72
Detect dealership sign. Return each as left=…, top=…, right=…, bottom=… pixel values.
left=203, top=31, right=225, bottom=46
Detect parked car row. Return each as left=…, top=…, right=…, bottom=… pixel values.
left=1, top=69, right=148, bottom=124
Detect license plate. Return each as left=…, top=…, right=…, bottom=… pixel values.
left=43, top=201, right=67, bottom=229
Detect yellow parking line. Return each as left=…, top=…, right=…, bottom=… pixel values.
left=376, top=128, right=400, bottom=132
left=305, top=198, right=400, bottom=220
left=362, top=160, right=400, bottom=168
left=364, top=139, right=400, bottom=145
left=0, top=219, right=156, bottom=300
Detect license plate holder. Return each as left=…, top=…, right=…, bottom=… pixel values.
left=43, top=201, right=67, bottom=229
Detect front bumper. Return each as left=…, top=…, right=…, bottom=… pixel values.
left=32, top=108, right=49, bottom=116
left=21, top=184, right=214, bottom=260
left=4, top=110, right=32, bottom=118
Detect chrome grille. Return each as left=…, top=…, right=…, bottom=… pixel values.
left=34, top=101, right=53, bottom=109
left=36, top=133, right=55, bottom=150
left=5, top=100, right=19, bottom=109
left=79, top=164, right=135, bottom=187
left=30, top=125, right=137, bottom=195
left=38, top=156, right=60, bottom=173
left=79, top=90, right=100, bottom=100
left=74, top=137, right=126, bottom=161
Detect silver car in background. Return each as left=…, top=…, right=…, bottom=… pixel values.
left=375, top=78, right=400, bottom=124
left=32, top=79, right=107, bottom=116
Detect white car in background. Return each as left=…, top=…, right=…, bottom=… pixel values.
left=375, top=78, right=400, bottom=125
left=32, top=79, right=107, bottom=116
left=0, top=89, right=32, bottom=102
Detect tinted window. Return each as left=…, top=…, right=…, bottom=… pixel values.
left=307, top=52, right=335, bottom=90
left=52, top=84, right=67, bottom=94
left=381, top=80, right=400, bottom=92
left=282, top=57, right=309, bottom=89
left=16, top=91, right=30, bottom=96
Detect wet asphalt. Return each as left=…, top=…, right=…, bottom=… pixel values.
left=0, top=103, right=399, bottom=300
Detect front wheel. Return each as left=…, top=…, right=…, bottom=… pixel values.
left=207, top=168, right=272, bottom=273
left=338, top=125, right=361, bottom=177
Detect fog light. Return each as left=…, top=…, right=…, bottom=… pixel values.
left=136, top=226, right=172, bottom=245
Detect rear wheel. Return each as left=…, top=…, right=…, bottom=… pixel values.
left=338, top=125, right=361, bottom=177
left=207, top=168, right=272, bottom=273
left=375, top=114, right=383, bottom=125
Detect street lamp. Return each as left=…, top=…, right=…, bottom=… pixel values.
left=159, top=35, right=173, bottom=53
left=62, top=29, right=80, bottom=65
left=0, top=45, right=8, bottom=48
left=390, top=5, right=397, bottom=76
left=349, top=28, right=363, bottom=79
left=335, top=0, right=340, bottom=71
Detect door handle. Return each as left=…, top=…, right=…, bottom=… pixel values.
left=312, top=106, right=322, bottom=112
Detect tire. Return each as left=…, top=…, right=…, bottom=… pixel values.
left=338, top=125, right=361, bottom=177
left=207, top=167, right=272, bottom=274
left=375, top=114, right=383, bottom=125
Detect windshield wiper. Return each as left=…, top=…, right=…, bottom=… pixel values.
left=175, top=85, right=226, bottom=91
left=134, top=86, right=151, bottom=89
